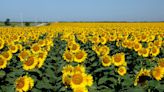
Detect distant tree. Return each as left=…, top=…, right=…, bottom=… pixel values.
left=4, top=18, right=11, bottom=26
left=25, top=22, right=30, bottom=26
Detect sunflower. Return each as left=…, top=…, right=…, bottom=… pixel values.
left=117, top=66, right=127, bottom=76
left=150, top=46, right=160, bottom=57
left=147, top=42, right=154, bottom=49
left=140, top=34, right=148, bottom=42
left=73, top=86, right=88, bottom=92
left=44, top=45, right=51, bottom=52
left=73, top=64, right=86, bottom=73
left=134, top=68, right=151, bottom=86
left=91, top=36, right=100, bottom=44
left=23, top=56, right=38, bottom=70
left=18, top=50, right=31, bottom=62
left=38, top=40, right=45, bottom=47
left=147, top=35, right=155, bottom=42
left=100, top=37, right=107, bottom=45
left=1, top=51, right=12, bottom=61
left=62, top=65, right=74, bottom=74
left=63, top=50, right=74, bottom=62
left=133, top=42, right=142, bottom=51
left=98, top=45, right=110, bottom=56
left=84, top=74, right=93, bottom=87
left=158, top=58, right=164, bottom=68
left=31, top=43, right=41, bottom=54
left=9, top=44, right=18, bottom=53
left=101, top=55, right=112, bottom=67
left=109, top=35, right=117, bottom=42
left=62, top=73, right=72, bottom=86
left=17, top=44, right=23, bottom=51
left=138, top=48, right=150, bottom=57
left=37, top=51, right=47, bottom=68
left=0, top=55, right=7, bottom=69
left=112, top=53, right=125, bottom=66
left=69, top=43, right=80, bottom=53
left=0, top=38, right=5, bottom=50
left=154, top=40, right=162, bottom=48
left=74, top=50, right=87, bottom=63
left=152, top=66, right=164, bottom=81
left=15, top=75, right=34, bottom=92
left=70, top=72, right=87, bottom=89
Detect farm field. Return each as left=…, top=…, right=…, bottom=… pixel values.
left=0, top=22, right=164, bottom=92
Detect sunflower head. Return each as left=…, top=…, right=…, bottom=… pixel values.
left=151, top=66, right=164, bottom=81
left=112, top=53, right=125, bottom=66
left=101, top=55, right=112, bottom=67
left=134, top=68, right=151, bottom=86
left=0, top=55, right=7, bottom=69
left=63, top=50, right=74, bottom=62
left=23, top=56, right=38, bottom=70
left=1, top=51, right=12, bottom=61
left=70, top=72, right=87, bottom=89
left=117, top=66, right=127, bottom=76
left=73, top=86, right=88, bottom=92
left=15, top=76, right=34, bottom=92
left=31, top=43, right=41, bottom=54
left=18, top=50, right=31, bottom=62
left=74, top=50, right=87, bottom=63
left=158, top=58, right=164, bottom=68
left=62, top=65, right=74, bottom=74
left=150, top=46, right=160, bottom=57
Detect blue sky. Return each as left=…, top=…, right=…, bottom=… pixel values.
left=0, top=0, right=164, bottom=22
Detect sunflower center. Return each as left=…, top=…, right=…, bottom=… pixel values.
left=72, top=74, right=83, bottom=85
left=25, top=57, right=34, bottom=66
left=72, top=44, right=77, bottom=50
left=155, top=69, right=161, bottom=77
left=114, top=55, right=121, bottom=63
left=39, top=53, right=44, bottom=59
left=119, top=68, right=124, bottom=73
left=159, top=62, right=164, bottom=67
left=16, top=78, right=25, bottom=89
left=11, top=46, right=16, bottom=50
left=0, top=58, right=4, bottom=66
left=103, top=57, right=109, bottom=64
left=134, top=44, right=139, bottom=49
left=20, top=51, right=28, bottom=59
left=76, top=52, right=84, bottom=59
left=65, top=52, right=72, bottom=60
left=33, top=45, right=40, bottom=52
left=2, top=52, right=9, bottom=58
left=152, top=48, right=157, bottom=53
left=142, top=49, right=147, bottom=54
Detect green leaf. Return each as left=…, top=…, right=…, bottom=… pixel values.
left=0, top=70, right=6, bottom=78
left=98, top=76, right=109, bottom=85
left=127, top=87, right=145, bottom=92
left=155, top=84, right=164, bottom=90
left=93, top=67, right=106, bottom=73
left=1, top=85, right=15, bottom=92
left=31, top=88, right=41, bottom=92
left=100, top=88, right=114, bottom=92
left=89, top=86, right=99, bottom=92
left=36, top=77, right=53, bottom=89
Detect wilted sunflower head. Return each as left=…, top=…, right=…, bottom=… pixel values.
left=134, top=68, right=151, bottom=86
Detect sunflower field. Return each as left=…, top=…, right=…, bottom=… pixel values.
left=0, top=22, right=164, bottom=92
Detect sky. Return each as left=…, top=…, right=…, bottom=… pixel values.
left=0, top=0, right=164, bottom=22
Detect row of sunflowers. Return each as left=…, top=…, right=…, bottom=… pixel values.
left=0, top=23, right=164, bottom=92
